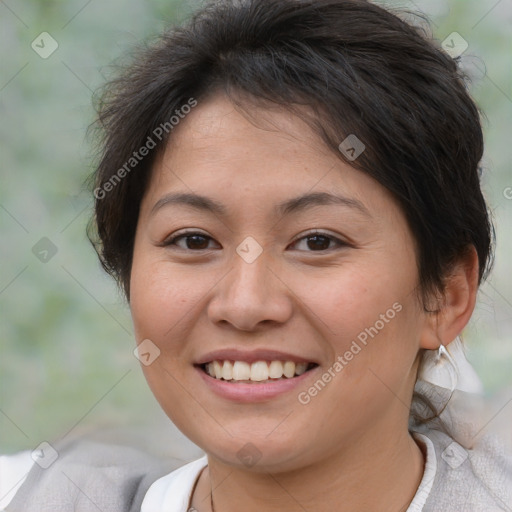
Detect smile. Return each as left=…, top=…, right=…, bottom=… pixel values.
left=201, top=360, right=318, bottom=383
left=195, top=359, right=320, bottom=402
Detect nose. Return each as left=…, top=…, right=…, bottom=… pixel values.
left=207, top=248, right=293, bottom=332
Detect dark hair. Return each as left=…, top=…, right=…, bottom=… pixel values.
left=88, top=0, right=494, bottom=305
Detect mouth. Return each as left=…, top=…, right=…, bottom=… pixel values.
left=196, top=360, right=319, bottom=383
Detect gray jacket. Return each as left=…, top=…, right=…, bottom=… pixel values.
left=5, top=438, right=181, bottom=512
left=6, top=428, right=512, bottom=511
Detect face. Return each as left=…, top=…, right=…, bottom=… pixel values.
left=130, top=94, right=431, bottom=472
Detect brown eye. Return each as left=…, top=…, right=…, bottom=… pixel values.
left=290, top=231, right=346, bottom=252
left=181, top=234, right=211, bottom=250
left=305, top=234, right=331, bottom=251
left=163, top=232, right=219, bottom=251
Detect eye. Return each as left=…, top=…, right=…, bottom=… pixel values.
left=162, top=231, right=220, bottom=251
left=290, top=230, right=346, bottom=252
left=161, top=229, right=347, bottom=253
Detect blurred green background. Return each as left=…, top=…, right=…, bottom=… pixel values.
left=1, top=0, right=511, bottom=453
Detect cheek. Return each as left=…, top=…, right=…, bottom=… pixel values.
left=128, top=255, right=210, bottom=428
left=129, top=255, right=208, bottom=344
left=307, top=261, right=421, bottom=389
left=309, top=264, right=408, bottom=341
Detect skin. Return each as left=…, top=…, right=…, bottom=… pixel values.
left=129, top=93, right=479, bottom=512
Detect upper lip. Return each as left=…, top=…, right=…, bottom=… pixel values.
left=195, top=349, right=319, bottom=366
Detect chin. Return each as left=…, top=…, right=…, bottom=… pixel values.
left=197, top=430, right=313, bottom=473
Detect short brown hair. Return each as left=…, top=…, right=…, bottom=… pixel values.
left=88, top=0, right=494, bottom=304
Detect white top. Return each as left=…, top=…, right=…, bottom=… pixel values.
left=0, top=433, right=437, bottom=511
left=0, top=450, right=34, bottom=510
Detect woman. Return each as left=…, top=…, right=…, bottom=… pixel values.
left=4, top=0, right=512, bottom=510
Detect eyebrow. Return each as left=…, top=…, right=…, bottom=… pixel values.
left=150, top=191, right=371, bottom=218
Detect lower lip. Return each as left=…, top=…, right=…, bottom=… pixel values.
left=195, top=365, right=319, bottom=403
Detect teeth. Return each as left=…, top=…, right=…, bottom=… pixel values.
left=250, top=361, right=269, bottom=381
left=213, top=360, right=223, bottom=379
left=222, top=360, right=233, bottom=380
left=268, top=360, right=284, bottom=378
left=203, top=360, right=314, bottom=381
left=232, top=361, right=251, bottom=380
left=295, top=362, right=308, bottom=376
left=283, top=361, right=295, bottom=378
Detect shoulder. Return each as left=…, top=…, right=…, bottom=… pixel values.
left=416, top=427, right=512, bottom=511
left=4, top=438, right=185, bottom=512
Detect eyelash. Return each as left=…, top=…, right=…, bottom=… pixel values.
left=161, top=229, right=347, bottom=253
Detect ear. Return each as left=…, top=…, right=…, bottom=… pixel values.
left=420, top=246, right=479, bottom=350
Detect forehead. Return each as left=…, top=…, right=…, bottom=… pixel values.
left=143, top=94, right=399, bottom=224
left=162, top=95, right=331, bottom=165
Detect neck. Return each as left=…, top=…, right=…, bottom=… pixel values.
left=192, top=423, right=425, bottom=512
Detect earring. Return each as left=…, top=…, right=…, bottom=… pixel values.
left=411, top=338, right=461, bottom=426
left=418, top=340, right=459, bottom=393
